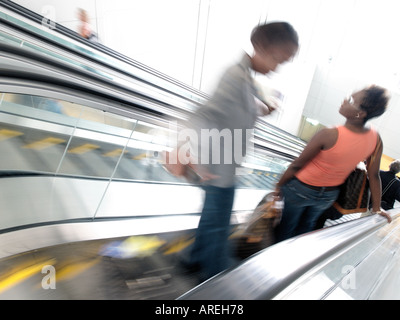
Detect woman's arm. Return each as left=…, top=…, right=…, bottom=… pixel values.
left=367, top=136, right=392, bottom=223
left=275, top=128, right=338, bottom=193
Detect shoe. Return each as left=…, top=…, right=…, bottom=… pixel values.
left=178, top=259, right=201, bottom=274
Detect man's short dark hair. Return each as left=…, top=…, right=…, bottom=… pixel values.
left=250, top=22, right=299, bottom=49
left=389, top=160, right=400, bottom=174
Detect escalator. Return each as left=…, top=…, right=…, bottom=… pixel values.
left=0, top=3, right=308, bottom=299
left=1, top=2, right=399, bottom=301
left=0, top=228, right=204, bottom=299
left=178, top=208, right=400, bottom=300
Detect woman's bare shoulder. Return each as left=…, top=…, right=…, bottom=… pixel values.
left=314, top=127, right=338, bottom=150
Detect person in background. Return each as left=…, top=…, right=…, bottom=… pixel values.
left=183, top=22, right=299, bottom=281
left=78, top=8, right=99, bottom=42
left=379, top=159, right=400, bottom=210
left=274, top=85, right=392, bottom=243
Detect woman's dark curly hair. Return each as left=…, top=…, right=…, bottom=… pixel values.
left=360, top=85, right=390, bottom=123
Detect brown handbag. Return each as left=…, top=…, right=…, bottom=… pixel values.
left=234, top=193, right=282, bottom=259
left=162, top=147, right=202, bottom=183
left=163, top=147, right=188, bottom=177
left=333, top=137, right=382, bottom=214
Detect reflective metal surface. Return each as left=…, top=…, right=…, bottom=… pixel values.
left=0, top=175, right=266, bottom=230
left=0, top=227, right=202, bottom=299
left=178, top=210, right=400, bottom=300
left=0, top=214, right=200, bottom=259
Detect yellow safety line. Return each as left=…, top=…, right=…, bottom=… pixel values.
left=0, top=259, right=56, bottom=294
left=0, top=257, right=101, bottom=294
left=132, top=153, right=147, bottom=160
left=103, top=148, right=127, bottom=157
left=55, top=258, right=100, bottom=281
left=0, top=129, right=23, bottom=141
left=23, top=137, right=65, bottom=150
left=163, top=237, right=194, bottom=255
left=68, top=143, right=100, bottom=154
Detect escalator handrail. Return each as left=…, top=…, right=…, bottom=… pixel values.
left=0, top=50, right=304, bottom=160
left=256, top=118, right=307, bottom=149
left=0, top=0, right=209, bottom=104
left=0, top=43, right=195, bottom=120
left=178, top=210, right=400, bottom=300
left=0, top=73, right=302, bottom=163
left=0, top=3, right=306, bottom=153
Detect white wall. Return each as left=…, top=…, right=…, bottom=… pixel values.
left=12, top=0, right=400, bottom=158
left=302, top=0, right=400, bottom=159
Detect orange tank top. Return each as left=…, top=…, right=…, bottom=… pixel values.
left=295, top=126, right=378, bottom=187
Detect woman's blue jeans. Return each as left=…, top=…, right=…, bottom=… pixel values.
left=189, top=185, right=235, bottom=280
left=275, top=178, right=340, bottom=242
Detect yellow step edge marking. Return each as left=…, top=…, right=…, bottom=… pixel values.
left=68, top=143, right=100, bottom=154
left=162, top=237, right=194, bottom=255
left=132, top=153, right=147, bottom=160
left=0, top=259, right=56, bottom=294
left=54, top=258, right=101, bottom=282
left=0, top=129, right=23, bottom=141
left=23, top=137, right=65, bottom=150
left=103, top=149, right=127, bottom=157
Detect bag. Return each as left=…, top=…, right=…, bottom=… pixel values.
left=234, top=193, right=282, bottom=260
left=333, top=136, right=382, bottom=214
left=333, top=166, right=370, bottom=214
left=163, top=147, right=188, bottom=177
left=162, top=147, right=201, bottom=184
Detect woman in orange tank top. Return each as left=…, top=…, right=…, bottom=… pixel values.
left=275, top=85, right=392, bottom=242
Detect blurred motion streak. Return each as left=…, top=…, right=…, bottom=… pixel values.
left=68, top=143, right=100, bottom=154
left=0, top=129, right=23, bottom=141
left=162, top=236, right=194, bottom=255
left=0, top=258, right=56, bottom=294
left=55, top=257, right=101, bottom=282
left=23, top=137, right=66, bottom=150
left=102, top=148, right=127, bottom=157
left=99, top=236, right=166, bottom=259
